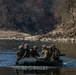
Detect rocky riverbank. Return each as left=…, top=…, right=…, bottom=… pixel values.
left=40, top=37, right=76, bottom=43
left=0, top=36, right=76, bottom=43
left=0, top=30, right=76, bottom=43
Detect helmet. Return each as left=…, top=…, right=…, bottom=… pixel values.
left=24, top=44, right=29, bottom=47
left=33, top=46, right=38, bottom=49
left=51, top=44, right=55, bottom=48
left=47, top=46, right=49, bottom=49
left=42, top=45, right=46, bottom=49
left=23, top=44, right=29, bottom=49
left=48, top=46, right=51, bottom=49
left=18, top=45, right=23, bottom=49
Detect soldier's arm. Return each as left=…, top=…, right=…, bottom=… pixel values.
left=37, top=50, right=44, bottom=58
left=37, top=50, right=43, bottom=58
left=49, top=52, right=54, bottom=60
left=57, top=49, right=61, bottom=55
left=22, top=52, right=26, bottom=58
left=16, top=50, right=20, bottom=55
left=42, top=51, right=48, bottom=59
left=41, top=50, right=44, bottom=54
left=36, top=52, right=40, bottom=57
left=58, top=49, right=61, bottom=54
left=16, top=51, right=20, bottom=58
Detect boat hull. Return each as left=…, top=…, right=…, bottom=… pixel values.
left=17, top=58, right=63, bottom=66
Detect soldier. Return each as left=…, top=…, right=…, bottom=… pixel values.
left=15, top=45, right=25, bottom=65
left=38, top=45, right=50, bottom=60
left=22, top=44, right=30, bottom=58
left=49, top=44, right=61, bottom=61
left=30, top=46, right=40, bottom=57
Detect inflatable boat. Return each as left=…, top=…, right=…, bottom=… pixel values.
left=17, top=57, right=63, bottom=66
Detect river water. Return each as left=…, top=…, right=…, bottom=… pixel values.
left=0, top=40, right=76, bottom=75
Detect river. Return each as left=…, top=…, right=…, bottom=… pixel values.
left=0, top=40, right=76, bottom=75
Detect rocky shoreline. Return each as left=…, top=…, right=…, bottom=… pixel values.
left=0, top=36, right=76, bottom=43
left=40, top=37, right=76, bottom=43
left=0, top=31, right=76, bottom=43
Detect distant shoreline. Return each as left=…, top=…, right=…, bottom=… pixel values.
left=0, top=30, right=76, bottom=43
left=0, top=36, right=76, bottom=43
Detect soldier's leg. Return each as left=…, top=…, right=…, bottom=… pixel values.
left=15, top=57, right=21, bottom=65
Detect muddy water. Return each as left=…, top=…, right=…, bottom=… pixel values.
left=0, top=40, right=76, bottom=75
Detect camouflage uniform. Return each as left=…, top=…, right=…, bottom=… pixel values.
left=53, top=48, right=60, bottom=60
left=15, top=45, right=25, bottom=65
left=30, top=46, right=39, bottom=57
left=22, top=44, right=30, bottom=58
left=39, top=49, right=50, bottom=60
left=38, top=45, right=50, bottom=60
left=49, top=45, right=60, bottom=61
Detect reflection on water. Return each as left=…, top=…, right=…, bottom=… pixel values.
left=0, top=67, right=76, bottom=75
left=15, top=68, right=61, bottom=75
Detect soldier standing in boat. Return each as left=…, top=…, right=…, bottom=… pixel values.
left=30, top=46, right=40, bottom=57
left=15, top=45, right=25, bottom=65
left=22, top=44, right=30, bottom=58
left=38, top=45, right=50, bottom=60
left=49, top=44, right=61, bottom=61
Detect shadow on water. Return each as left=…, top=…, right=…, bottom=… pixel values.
left=0, top=67, right=76, bottom=75
left=15, top=68, right=61, bottom=75
left=14, top=68, right=76, bottom=75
